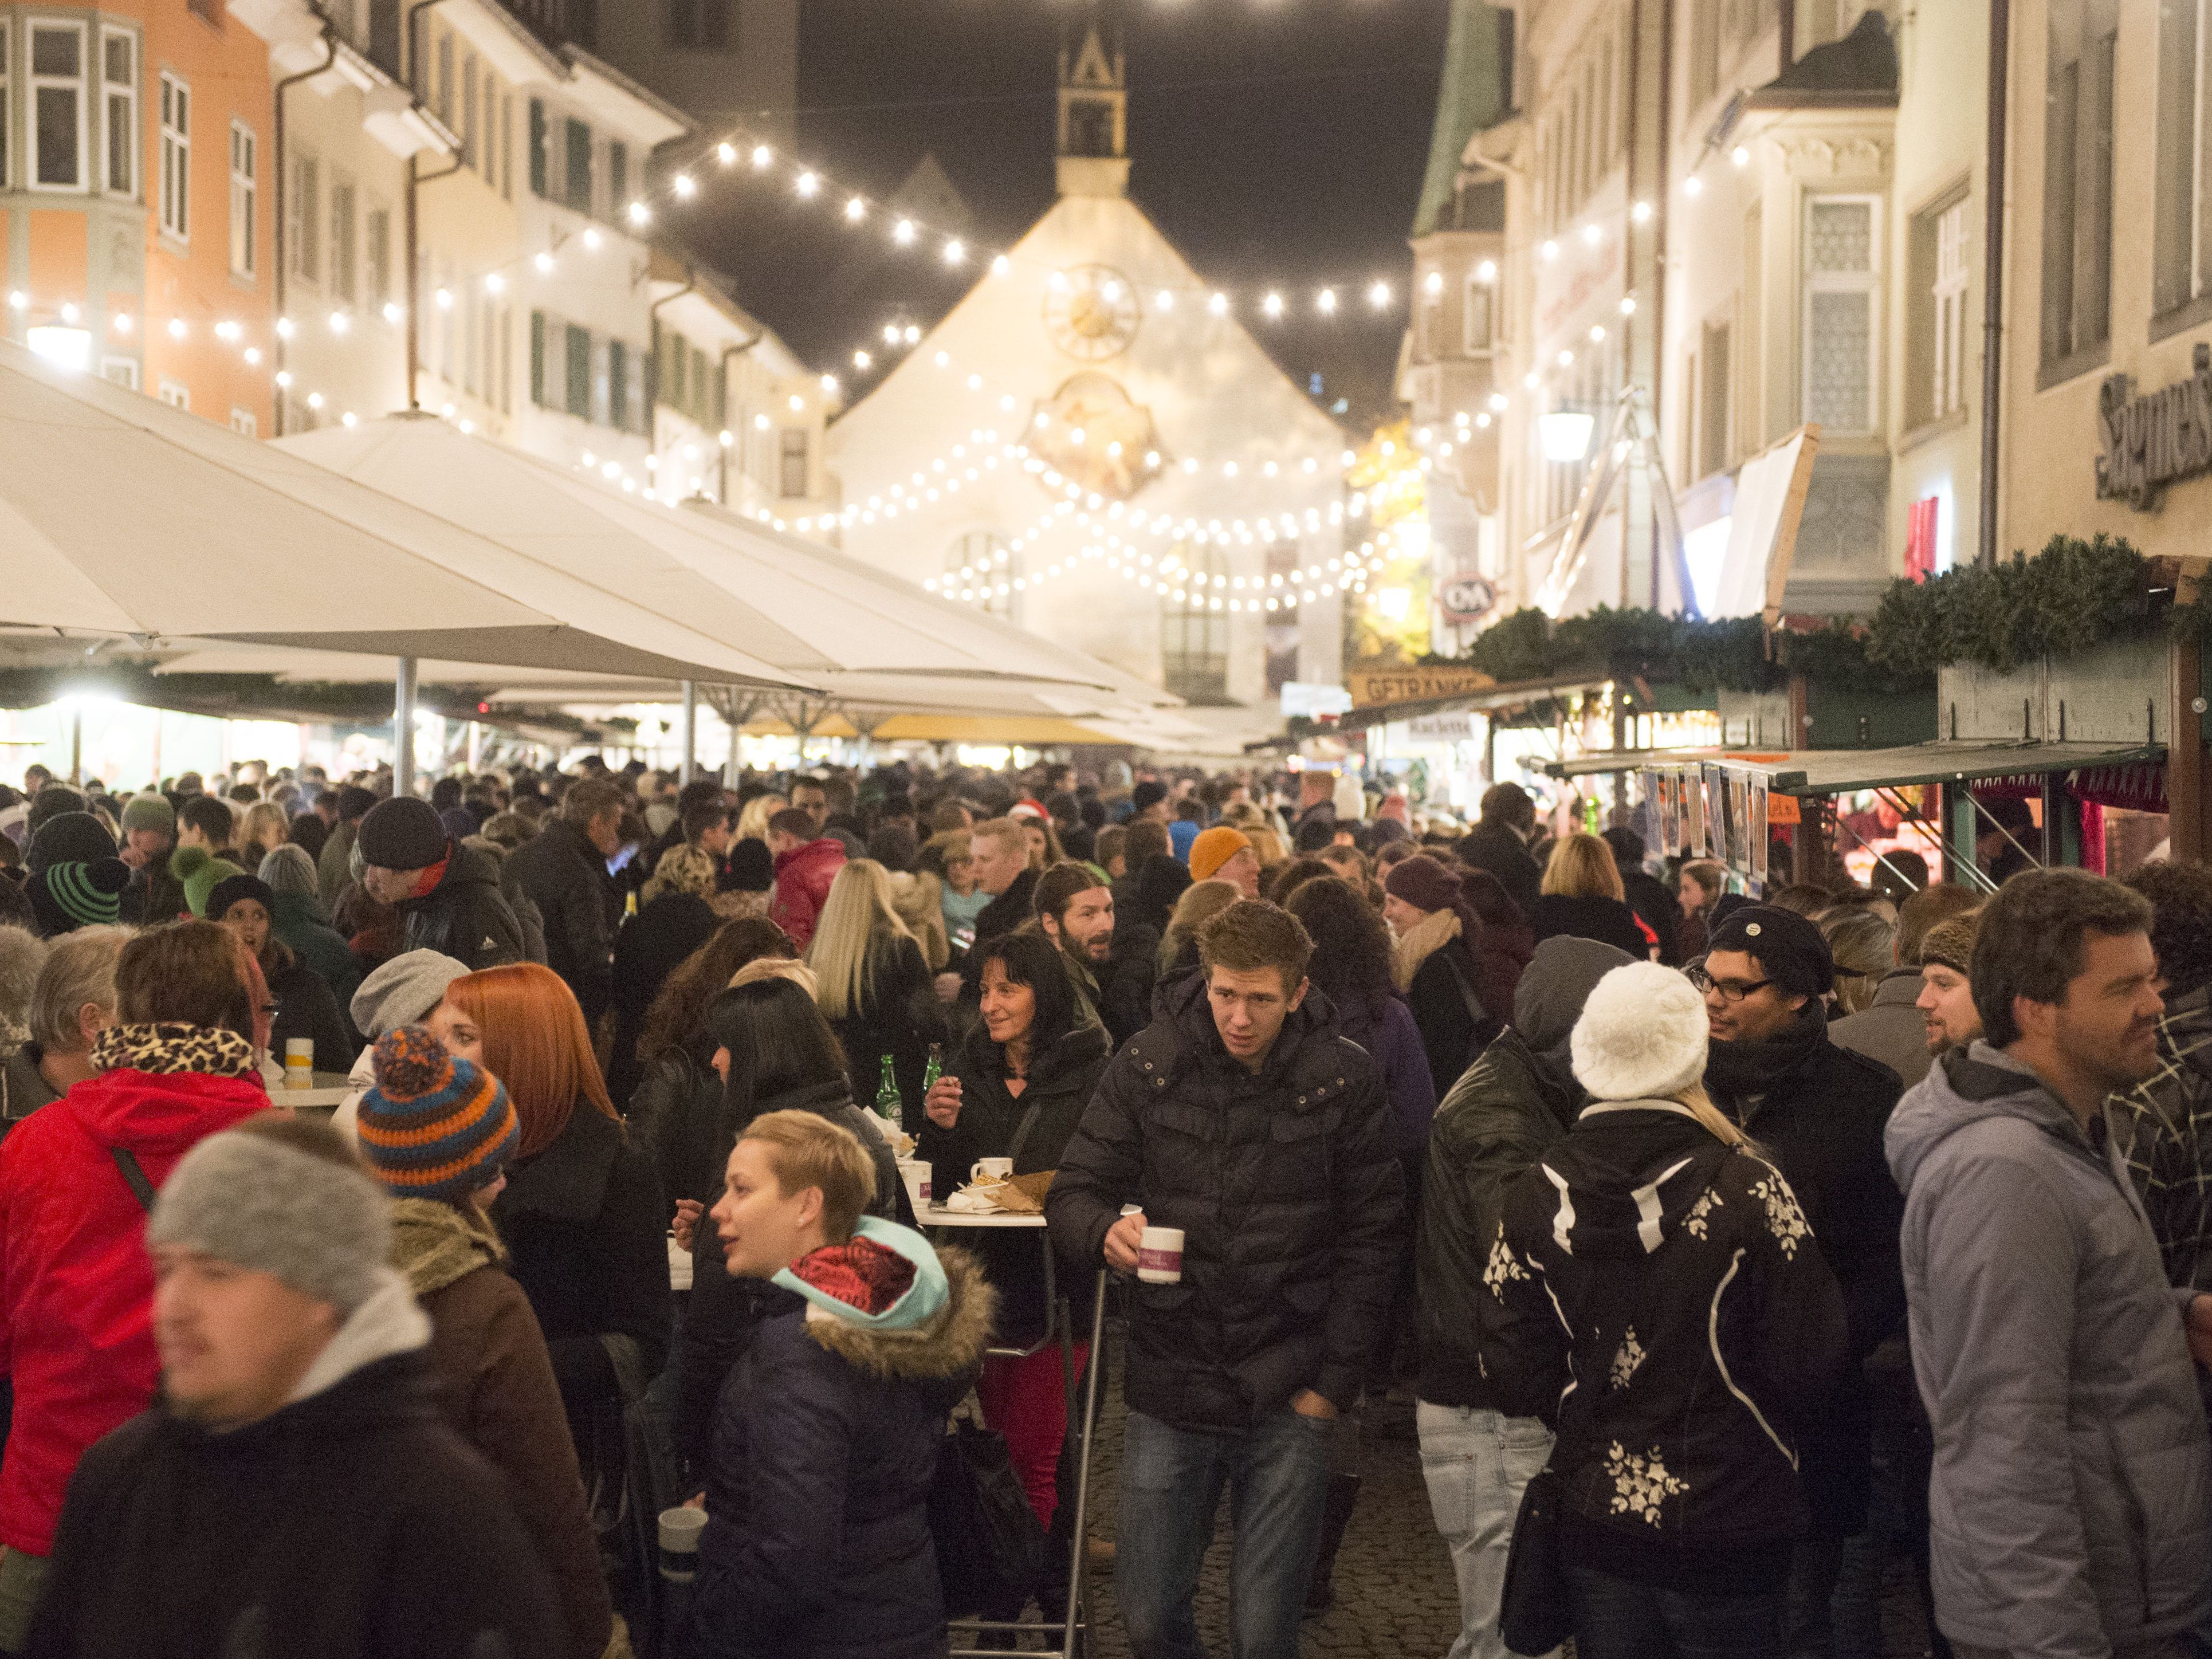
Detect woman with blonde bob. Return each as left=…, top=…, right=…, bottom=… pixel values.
left=804, top=860, right=945, bottom=1131
left=428, top=962, right=670, bottom=1418
left=1531, top=831, right=1652, bottom=958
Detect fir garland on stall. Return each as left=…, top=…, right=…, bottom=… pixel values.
left=1428, top=532, right=2181, bottom=693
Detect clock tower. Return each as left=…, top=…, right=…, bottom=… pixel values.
left=1057, top=17, right=1130, bottom=199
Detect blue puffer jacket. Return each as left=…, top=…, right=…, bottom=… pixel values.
left=682, top=1220, right=996, bottom=1659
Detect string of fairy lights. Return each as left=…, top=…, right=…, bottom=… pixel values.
left=6, top=58, right=1736, bottom=552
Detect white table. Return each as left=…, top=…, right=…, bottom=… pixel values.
left=269, top=1071, right=355, bottom=1110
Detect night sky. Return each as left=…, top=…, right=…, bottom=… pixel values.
left=673, top=0, right=1453, bottom=423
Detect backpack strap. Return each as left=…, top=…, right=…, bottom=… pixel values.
left=111, top=1146, right=157, bottom=1212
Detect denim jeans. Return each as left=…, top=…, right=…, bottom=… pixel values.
left=1116, top=1407, right=1335, bottom=1659
left=1416, top=1401, right=1555, bottom=1659
left=1567, top=1563, right=1786, bottom=1659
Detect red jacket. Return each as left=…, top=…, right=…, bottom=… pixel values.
left=0, top=1064, right=266, bottom=1554
left=768, top=838, right=847, bottom=952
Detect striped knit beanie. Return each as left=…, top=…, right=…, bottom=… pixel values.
left=357, top=1026, right=519, bottom=1205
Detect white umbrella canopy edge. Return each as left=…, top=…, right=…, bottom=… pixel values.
left=274, top=416, right=1112, bottom=686
left=677, top=496, right=1185, bottom=706
left=0, top=345, right=815, bottom=690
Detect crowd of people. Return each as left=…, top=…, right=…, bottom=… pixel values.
left=0, top=752, right=2208, bottom=1659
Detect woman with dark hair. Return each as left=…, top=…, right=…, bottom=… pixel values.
left=920, top=930, right=1109, bottom=1536
left=1460, top=864, right=1537, bottom=1024
left=208, top=872, right=358, bottom=1068
left=1284, top=876, right=1436, bottom=1151
left=626, top=916, right=795, bottom=1207
left=606, top=842, right=722, bottom=1108
left=672, top=974, right=907, bottom=1485
left=1383, top=855, right=1506, bottom=1095
left=428, top=962, right=670, bottom=1428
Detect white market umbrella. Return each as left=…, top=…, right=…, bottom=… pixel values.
left=0, top=343, right=814, bottom=694
left=276, top=415, right=1160, bottom=695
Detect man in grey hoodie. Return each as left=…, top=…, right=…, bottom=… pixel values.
left=1887, top=868, right=2212, bottom=1659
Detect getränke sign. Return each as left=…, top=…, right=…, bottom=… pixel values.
left=2097, top=342, right=2212, bottom=512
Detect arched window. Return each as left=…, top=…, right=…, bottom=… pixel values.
left=945, top=532, right=1019, bottom=619
left=1160, top=540, right=1229, bottom=703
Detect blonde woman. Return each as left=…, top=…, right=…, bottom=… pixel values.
left=733, top=791, right=786, bottom=848
left=1531, top=831, right=1652, bottom=958
left=1156, top=878, right=1240, bottom=978
left=804, top=859, right=946, bottom=1129
left=237, top=801, right=290, bottom=870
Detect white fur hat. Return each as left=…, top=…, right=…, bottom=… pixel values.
left=1570, top=961, right=1709, bottom=1103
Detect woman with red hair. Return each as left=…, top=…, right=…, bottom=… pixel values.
left=428, top=962, right=670, bottom=1422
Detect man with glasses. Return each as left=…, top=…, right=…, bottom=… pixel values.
left=1696, top=904, right=1906, bottom=1659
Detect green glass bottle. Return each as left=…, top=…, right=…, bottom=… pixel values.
left=875, top=1055, right=903, bottom=1125
left=922, top=1043, right=945, bottom=1091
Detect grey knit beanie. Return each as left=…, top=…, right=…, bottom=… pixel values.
left=147, top=1130, right=392, bottom=1316
left=349, top=949, right=471, bottom=1043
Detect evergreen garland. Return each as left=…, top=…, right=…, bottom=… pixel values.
left=1431, top=532, right=2170, bottom=693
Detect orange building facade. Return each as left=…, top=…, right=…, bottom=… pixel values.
left=1, top=0, right=273, bottom=429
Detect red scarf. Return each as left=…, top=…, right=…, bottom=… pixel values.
left=788, top=1236, right=915, bottom=1315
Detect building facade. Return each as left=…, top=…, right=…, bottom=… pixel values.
left=1433, top=0, right=1993, bottom=628
left=0, top=0, right=276, bottom=428
left=826, top=26, right=1349, bottom=733
left=647, top=241, right=836, bottom=518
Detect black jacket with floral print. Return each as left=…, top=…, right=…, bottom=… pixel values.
left=1478, top=1099, right=1849, bottom=1594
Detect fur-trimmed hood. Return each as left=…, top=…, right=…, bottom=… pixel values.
left=388, top=1195, right=506, bottom=1299
left=793, top=1225, right=997, bottom=1383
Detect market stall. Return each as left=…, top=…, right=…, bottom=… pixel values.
left=1550, top=737, right=2169, bottom=896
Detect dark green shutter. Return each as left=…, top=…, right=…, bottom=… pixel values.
left=529, top=310, right=545, bottom=405
left=608, top=340, right=628, bottom=430
left=565, top=325, right=591, bottom=419
left=528, top=100, right=547, bottom=197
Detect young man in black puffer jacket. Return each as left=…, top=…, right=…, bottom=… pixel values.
left=1048, top=899, right=1403, bottom=1659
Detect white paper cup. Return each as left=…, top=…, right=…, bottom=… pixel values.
left=905, top=1161, right=932, bottom=1206
left=658, top=1504, right=707, bottom=1583
left=1138, top=1225, right=1185, bottom=1284
left=658, top=1505, right=707, bottom=1554
left=972, top=1156, right=1014, bottom=1184
left=282, top=1037, right=313, bottom=1088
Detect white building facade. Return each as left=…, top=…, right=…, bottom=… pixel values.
left=826, top=28, right=1350, bottom=729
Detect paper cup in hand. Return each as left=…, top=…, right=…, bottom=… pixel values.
left=1138, top=1226, right=1185, bottom=1284
left=658, top=1505, right=707, bottom=1584
left=972, top=1156, right=1014, bottom=1184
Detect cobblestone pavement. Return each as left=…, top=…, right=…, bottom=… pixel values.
left=968, top=1332, right=1942, bottom=1658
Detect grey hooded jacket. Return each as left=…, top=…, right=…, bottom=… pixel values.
left=1887, top=1041, right=2212, bottom=1659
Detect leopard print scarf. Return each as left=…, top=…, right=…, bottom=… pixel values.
left=91, top=1023, right=259, bottom=1080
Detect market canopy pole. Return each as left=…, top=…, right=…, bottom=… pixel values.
left=394, top=656, right=419, bottom=799
left=679, top=680, right=698, bottom=786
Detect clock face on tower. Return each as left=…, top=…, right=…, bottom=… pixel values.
left=1043, top=264, right=1142, bottom=361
